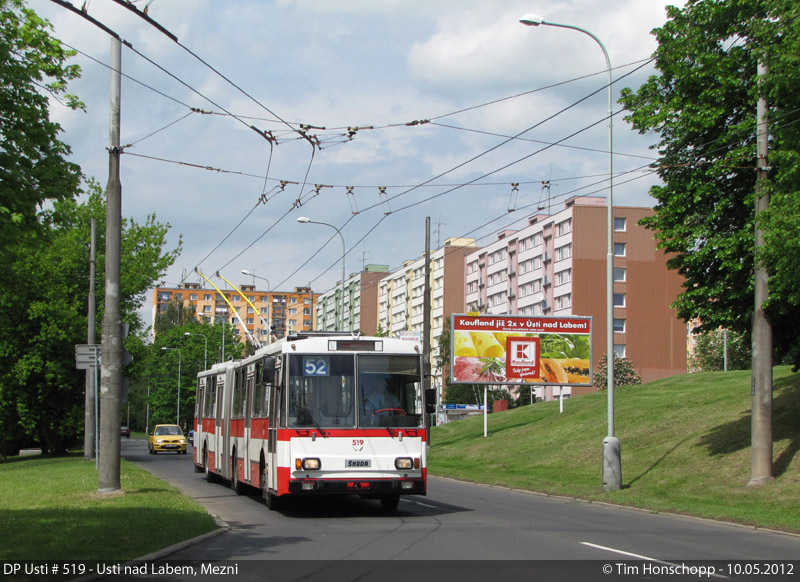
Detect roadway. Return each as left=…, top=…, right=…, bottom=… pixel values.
left=121, top=437, right=800, bottom=581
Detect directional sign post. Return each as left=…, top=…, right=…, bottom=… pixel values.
left=75, top=344, right=101, bottom=370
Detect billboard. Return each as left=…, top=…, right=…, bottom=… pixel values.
left=450, top=314, right=593, bottom=386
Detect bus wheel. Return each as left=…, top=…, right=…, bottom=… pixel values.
left=204, top=448, right=216, bottom=483
left=380, top=495, right=400, bottom=512
left=231, top=454, right=244, bottom=495
left=261, top=465, right=282, bottom=510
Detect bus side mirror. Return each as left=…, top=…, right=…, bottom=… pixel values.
left=262, top=358, right=276, bottom=384
left=424, top=388, right=436, bottom=413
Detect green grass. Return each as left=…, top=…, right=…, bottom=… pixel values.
left=0, top=454, right=217, bottom=563
left=429, top=366, right=800, bottom=532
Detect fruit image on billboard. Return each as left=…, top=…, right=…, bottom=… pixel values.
left=450, top=314, right=593, bottom=386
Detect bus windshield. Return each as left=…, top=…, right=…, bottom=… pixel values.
left=286, top=353, right=423, bottom=429
left=358, top=354, right=423, bottom=428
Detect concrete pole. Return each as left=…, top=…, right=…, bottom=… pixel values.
left=749, top=60, right=772, bottom=486
left=84, top=217, right=96, bottom=460
left=99, top=37, right=122, bottom=494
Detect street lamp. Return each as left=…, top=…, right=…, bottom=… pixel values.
left=241, top=269, right=272, bottom=342
left=297, top=216, right=346, bottom=331
left=520, top=14, right=620, bottom=491
left=184, top=332, right=207, bottom=370
left=161, top=347, right=181, bottom=426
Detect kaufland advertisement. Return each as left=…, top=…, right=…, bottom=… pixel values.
left=450, top=314, right=593, bottom=386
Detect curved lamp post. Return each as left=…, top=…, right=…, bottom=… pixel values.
left=520, top=14, right=619, bottom=491
left=242, top=269, right=272, bottom=342
left=297, top=217, right=346, bottom=331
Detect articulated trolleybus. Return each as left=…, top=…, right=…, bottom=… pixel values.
left=193, top=332, right=428, bottom=511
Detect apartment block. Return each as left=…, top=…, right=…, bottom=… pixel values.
left=315, top=264, right=390, bottom=333
left=377, top=238, right=479, bottom=386
left=464, top=195, right=686, bottom=389
left=152, top=283, right=317, bottom=343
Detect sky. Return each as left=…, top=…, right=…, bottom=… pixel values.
left=28, top=0, right=683, bottom=306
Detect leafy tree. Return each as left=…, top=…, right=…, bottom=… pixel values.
left=689, top=329, right=751, bottom=372
left=154, top=296, right=198, bottom=334
left=140, top=320, right=244, bottom=431
left=0, top=0, right=82, bottom=273
left=594, top=354, right=642, bottom=389
left=0, top=187, right=180, bottom=454
left=619, top=0, right=800, bottom=368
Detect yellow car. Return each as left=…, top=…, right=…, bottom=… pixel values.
left=148, top=424, right=187, bottom=455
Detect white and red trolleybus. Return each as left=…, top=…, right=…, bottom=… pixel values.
left=193, top=332, right=429, bottom=511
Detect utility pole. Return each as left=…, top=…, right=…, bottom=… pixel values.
left=750, top=60, right=772, bottom=486
left=84, top=217, right=96, bottom=461
left=99, top=37, right=123, bottom=494
left=423, top=217, right=432, bottom=446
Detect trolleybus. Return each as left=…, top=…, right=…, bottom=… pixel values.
left=193, top=331, right=429, bottom=511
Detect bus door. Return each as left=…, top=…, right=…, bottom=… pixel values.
left=221, top=366, right=234, bottom=479
left=194, top=377, right=205, bottom=464
left=266, top=361, right=282, bottom=493
left=244, top=364, right=255, bottom=482
left=215, top=374, right=225, bottom=473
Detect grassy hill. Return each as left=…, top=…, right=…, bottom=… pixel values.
left=428, top=366, right=800, bottom=532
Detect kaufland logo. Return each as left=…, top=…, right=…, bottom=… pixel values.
left=509, top=340, right=536, bottom=366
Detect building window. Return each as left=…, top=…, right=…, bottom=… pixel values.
left=613, top=242, right=626, bottom=257
left=613, top=344, right=626, bottom=357
left=556, top=218, right=572, bottom=236
left=189, top=293, right=197, bottom=301
left=555, top=269, right=572, bottom=285
left=614, top=217, right=627, bottom=232
left=488, top=249, right=507, bottom=266
left=489, top=292, right=507, bottom=307
left=555, top=244, right=572, bottom=261
left=613, top=318, right=626, bottom=333
left=556, top=294, right=572, bottom=310
left=613, top=267, right=626, bottom=282
left=158, top=292, right=171, bottom=301
left=203, top=305, right=211, bottom=313
left=613, top=293, right=626, bottom=307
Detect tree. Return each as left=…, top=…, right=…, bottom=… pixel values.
left=689, top=329, right=751, bottom=372
left=0, top=0, right=82, bottom=274
left=619, top=0, right=800, bottom=368
left=140, top=319, right=245, bottom=431
left=0, top=186, right=180, bottom=454
left=154, top=296, right=198, bottom=334
left=594, top=354, right=641, bottom=390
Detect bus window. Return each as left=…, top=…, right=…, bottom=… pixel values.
left=357, top=355, right=423, bottom=428
left=287, top=355, right=355, bottom=428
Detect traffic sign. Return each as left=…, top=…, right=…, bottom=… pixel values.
left=75, top=344, right=101, bottom=370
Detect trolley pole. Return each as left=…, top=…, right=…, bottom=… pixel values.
left=99, top=36, right=123, bottom=494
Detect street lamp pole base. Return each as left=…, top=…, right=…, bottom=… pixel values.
left=602, top=436, right=622, bottom=491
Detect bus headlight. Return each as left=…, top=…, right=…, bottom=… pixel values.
left=297, top=458, right=321, bottom=471
left=395, top=457, right=413, bottom=470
